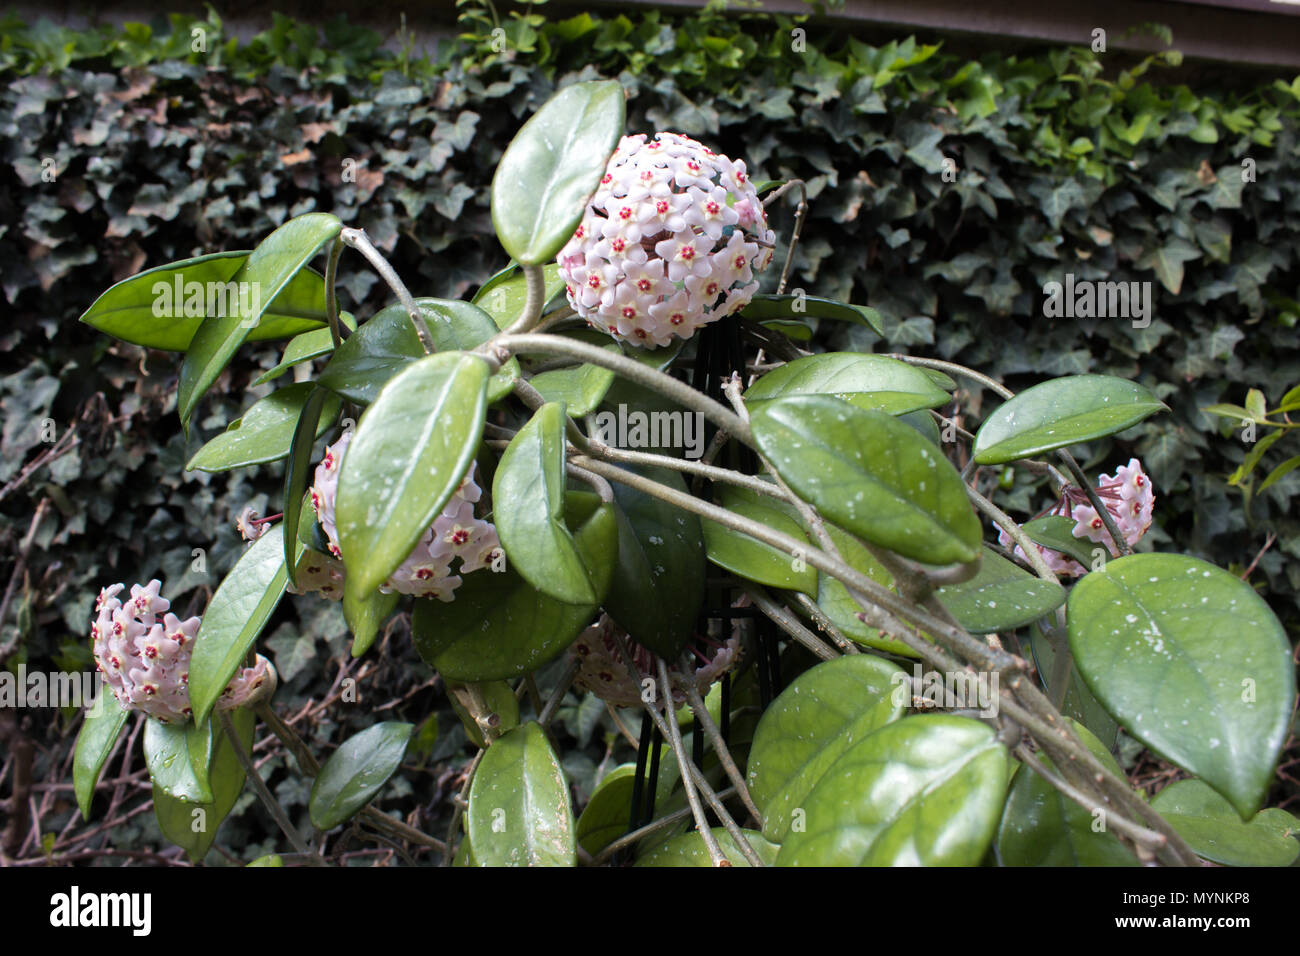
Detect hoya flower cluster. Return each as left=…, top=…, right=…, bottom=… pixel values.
left=557, top=131, right=776, bottom=348
left=91, top=580, right=273, bottom=724
left=299, top=430, right=502, bottom=603
left=999, top=458, right=1156, bottom=577
left=568, top=614, right=742, bottom=709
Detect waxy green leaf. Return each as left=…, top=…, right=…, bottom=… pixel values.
left=1068, top=553, right=1294, bottom=818
left=413, top=493, right=616, bottom=681
left=252, top=312, right=356, bottom=386
left=177, top=213, right=342, bottom=429
left=1150, top=779, right=1300, bottom=867
left=468, top=722, right=576, bottom=866
left=189, top=525, right=291, bottom=725
left=494, top=403, right=602, bottom=605
left=747, top=655, right=907, bottom=842
left=186, top=383, right=339, bottom=473
left=777, top=715, right=1009, bottom=866
left=972, top=374, right=1167, bottom=464
left=318, top=298, right=516, bottom=405
left=936, top=547, right=1066, bottom=633
left=1022, top=514, right=1104, bottom=569
left=283, top=387, right=335, bottom=586
left=635, top=828, right=780, bottom=867
left=475, top=264, right=566, bottom=330
left=73, top=692, right=130, bottom=819
left=752, top=395, right=981, bottom=565
left=738, top=294, right=884, bottom=335
left=491, top=80, right=626, bottom=265
left=335, top=351, right=489, bottom=595
left=309, top=721, right=414, bottom=830
left=80, top=250, right=332, bottom=351
left=700, top=484, right=816, bottom=595
left=152, top=708, right=253, bottom=862
left=746, top=353, right=946, bottom=415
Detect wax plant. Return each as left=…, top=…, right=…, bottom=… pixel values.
left=72, top=80, right=1297, bottom=867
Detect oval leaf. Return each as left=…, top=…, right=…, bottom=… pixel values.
left=635, top=828, right=780, bottom=867
left=252, top=312, right=356, bottom=386
left=972, top=374, right=1167, bottom=465
left=996, top=720, right=1137, bottom=866
left=468, top=722, right=576, bottom=866
left=80, top=251, right=332, bottom=351
left=738, top=294, right=884, bottom=335
left=73, top=692, right=130, bottom=819
left=475, top=264, right=566, bottom=330
left=745, top=353, right=948, bottom=415
left=701, top=484, right=817, bottom=595
left=1022, top=514, right=1103, bottom=569
left=318, top=298, right=517, bottom=404
left=1150, top=778, right=1300, bottom=867
left=309, top=721, right=414, bottom=830
left=747, top=654, right=907, bottom=842
left=189, top=524, right=292, bottom=725
left=335, top=351, right=490, bottom=595
left=751, top=395, right=982, bottom=565
left=936, top=547, right=1067, bottom=633
left=576, top=764, right=639, bottom=856
left=413, top=494, right=616, bottom=681
left=152, top=708, right=253, bottom=862
left=187, top=383, right=339, bottom=473
left=494, top=403, right=601, bottom=605
left=815, top=523, right=923, bottom=657
left=776, top=714, right=1009, bottom=866
left=1067, top=553, right=1294, bottom=818
left=491, top=80, right=626, bottom=265
left=178, top=213, right=342, bottom=429
left=144, top=716, right=214, bottom=802
left=602, top=465, right=706, bottom=658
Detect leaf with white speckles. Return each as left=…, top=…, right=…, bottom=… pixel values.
left=1068, top=553, right=1294, bottom=819
left=750, top=395, right=981, bottom=565
left=468, top=722, right=576, bottom=867
left=936, top=547, right=1066, bottom=633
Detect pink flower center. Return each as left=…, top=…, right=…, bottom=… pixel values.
left=705, top=201, right=720, bottom=215
left=611, top=238, right=626, bottom=253
left=670, top=313, right=684, bottom=325
left=588, top=275, right=603, bottom=289
left=636, top=278, right=652, bottom=292
left=622, top=306, right=637, bottom=319
left=619, top=207, right=633, bottom=220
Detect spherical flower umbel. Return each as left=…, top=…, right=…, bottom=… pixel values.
left=91, top=580, right=274, bottom=724
left=558, top=132, right=776, bottom=348
left=568, top=614, right=742, bottom=709
left=298, top=430, right=502, bottom=602
left=998, top=458, right=1156, bottom=577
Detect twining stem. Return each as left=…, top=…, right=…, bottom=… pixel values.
left=570, top=454, right=1015, bottom=675
left=565, top=463, right=614, bottom=503
left=218, top=710, right=317, bottom=860
left=967, top=485, right=1060, bottom=582
left=888, top=354, right=1014, bottom=400
left=578, top=429, right=787, bottom=500
left=761, top=178, right=807, bottom=296
left=340, top=227, right=434, bottom=354
left=323, top=236, right=345, bottom=350
left=684, top=683, right=763, bottom=826
left=741, top=584, right=838, bottom=662
left=459, top=682, right=502, bottom=744
left=502, top=264, right=548, bottom=335
left=590, top=786, right=736, bottom=865
left=444, top=750, right=483, bottom=866
left=493, top=333, right=752, bottom=443
left=791, top=592, right=860, bottom=655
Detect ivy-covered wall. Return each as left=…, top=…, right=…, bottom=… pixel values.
left=3, top=3, right=1300, bottom=686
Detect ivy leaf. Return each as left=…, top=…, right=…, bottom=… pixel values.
left=1067, top=553, right=1294, bottom=818
left=335, top=351, right=489, bottom=595
left=1136, top=238, right=1201, bottom=294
